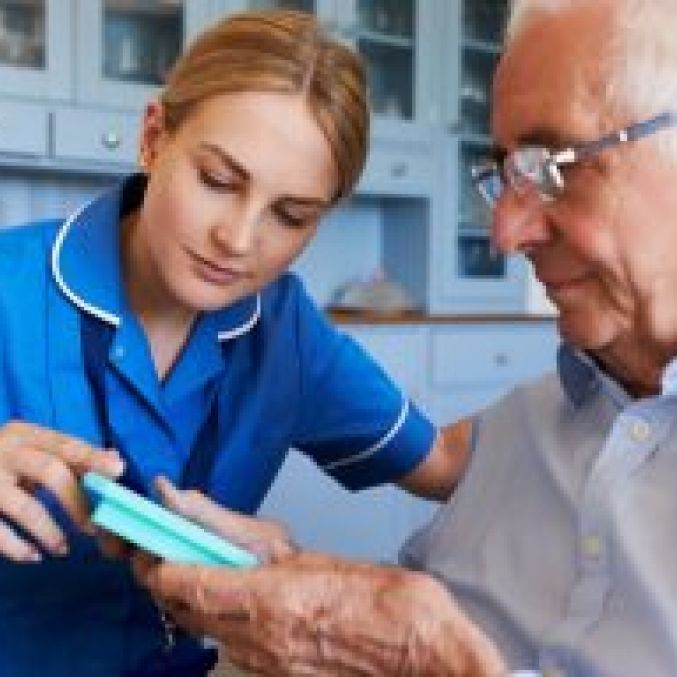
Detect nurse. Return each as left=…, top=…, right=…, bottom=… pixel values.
left=0, top=10, right=467, bottom=676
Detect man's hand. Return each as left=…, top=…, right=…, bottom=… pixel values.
left=134, top=551, right=506, bottom=676
left=0, top=420, right=124, bottom=562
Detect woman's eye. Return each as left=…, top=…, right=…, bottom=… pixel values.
left=199, top=168, right=237, bottom=191
left=273, top=208, right=308, bottom=229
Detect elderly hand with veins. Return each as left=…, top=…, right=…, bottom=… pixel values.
left=134, top=479, right=506, bottom=677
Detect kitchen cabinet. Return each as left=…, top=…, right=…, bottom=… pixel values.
left=217, top=0, right=440, bottom=126
left=0, top=99, right=48, bottom=156
left=0, top=0, right=72, bottom=100
left=0, top=0, right=545, bottom=317
left=75, top=0, right=213, bottom=109
left=430, top=0, right=524, bottom=312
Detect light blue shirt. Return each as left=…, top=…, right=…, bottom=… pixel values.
left=402, top=345, right=677, bottom=677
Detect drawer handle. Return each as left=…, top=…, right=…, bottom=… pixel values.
left=494, top=352, right=509, bottom=367
left=390, top=161, right=408, bottom=178
left=101, top=130, right=122, bottom=150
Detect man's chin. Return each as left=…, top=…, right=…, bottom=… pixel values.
left=556, top=312, right=610, bottom=351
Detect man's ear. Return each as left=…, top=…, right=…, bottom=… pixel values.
left=138, top=100, right=166, bottom=171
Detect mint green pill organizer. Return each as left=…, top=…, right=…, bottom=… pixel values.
left=82, top=472, right=258, bottom=568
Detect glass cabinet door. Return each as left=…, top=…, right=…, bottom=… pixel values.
left=246, top=0, right=316, bottom=11
left=102, top=0, right=183, bottom=86
left=0, top=0, right=72, bottom=99
left=456, top=0, right=508, bottom=284
left=434, top=0, right=523, bottom=312
left=216, top=1, right=432, bottom=125
left=76, top=0, right=212, bottom=108
left=338, top=0, right=416, bottom=121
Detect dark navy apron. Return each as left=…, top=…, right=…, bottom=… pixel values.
left=81, top=312, right=221, bottom=677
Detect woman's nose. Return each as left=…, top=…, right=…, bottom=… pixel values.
left=491, top=185, right=550, bottom=254
left=211, top=204, right=261, bottom=255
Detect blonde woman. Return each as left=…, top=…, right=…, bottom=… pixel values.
left=0, top=11, right=467, bottom=675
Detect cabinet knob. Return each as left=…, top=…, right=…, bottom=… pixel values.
left=494, top=352, right=509, bottom=367
left=100, top=130, right=122, bottom=150
left=390, top=161, right=408, bottom=178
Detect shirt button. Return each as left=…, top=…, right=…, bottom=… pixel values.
left=581, top=534, right=602, bottom=559
left=629, top=419, right=651, bottom=442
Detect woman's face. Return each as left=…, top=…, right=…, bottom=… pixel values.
left=128, top=91, right=337, bottom=314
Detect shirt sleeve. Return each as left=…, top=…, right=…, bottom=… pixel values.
left=290, top=277, right=435, bottom=490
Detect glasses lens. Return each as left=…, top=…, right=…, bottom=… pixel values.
left=507, top=147, right=561, bottom=201
left=471, top=161, right=504, bottom=207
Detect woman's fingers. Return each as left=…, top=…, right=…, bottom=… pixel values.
left=0, top=421, right=126, bottom=561
left=155, top=477, right=293, bottom=561
left=0, top=515, right=43, bottom=563
left=1, top=422, right=124, bottom=478
left=0, top=477, right=68, bottom=557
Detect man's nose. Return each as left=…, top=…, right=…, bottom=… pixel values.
left=491, top=186, right=550, bottom=254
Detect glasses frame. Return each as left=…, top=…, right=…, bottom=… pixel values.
left=471, top=111, right=677, bottom=207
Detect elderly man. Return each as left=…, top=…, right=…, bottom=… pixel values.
left=135, top=0, right=677, bottom=674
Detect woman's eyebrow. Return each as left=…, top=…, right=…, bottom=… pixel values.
left=199, top=143, right=250, bottom=180
left=277, top=195, right=330, bottom=209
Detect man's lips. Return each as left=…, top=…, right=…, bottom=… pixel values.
left=539, top=274, right=589, bottom=293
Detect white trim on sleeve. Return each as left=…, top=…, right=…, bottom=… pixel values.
left=321, top=397, right=410, bottom=472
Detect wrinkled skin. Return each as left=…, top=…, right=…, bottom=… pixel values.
left=0, top=420, right=124, bottom=562
left=134, top=484, right=506, bottom=677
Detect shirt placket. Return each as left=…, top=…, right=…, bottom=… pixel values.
left=538, top=399, right=669, bottom=677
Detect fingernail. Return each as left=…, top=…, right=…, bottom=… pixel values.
left=155, top=476, right=175, bottom=495
left=111, top=457, right=125, bottom=477
left=23, top=547, right=42, bottom=563
left=53, top=539, right=69, bottom=557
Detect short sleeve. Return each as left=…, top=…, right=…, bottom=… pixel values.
left=290, top=278, right=435, bottom=490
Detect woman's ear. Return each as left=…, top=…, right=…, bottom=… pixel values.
left=138, top=100, right=166, bottom=171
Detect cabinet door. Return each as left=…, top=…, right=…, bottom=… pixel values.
left=431, top=135, right=526, bottom=313
left=220, top=0, right=441, bottom=127
left=0, top=0, right=73, bottom=100
left=219, top=0, right=328, bottom=13
left=334, top=0, right=438, bottom=126
left=76, top=0, right=213, bottom=109
left=431, top=0, right=522, bottom=312
left=427, top=321, right=559, bottom=423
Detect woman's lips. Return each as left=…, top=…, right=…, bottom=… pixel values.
left=186, top=248, right=249, bottom=285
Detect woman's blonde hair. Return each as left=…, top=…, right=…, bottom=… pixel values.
left=161, top=10, right=369, bottom=203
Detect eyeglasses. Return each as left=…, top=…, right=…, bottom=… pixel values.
left=471, top=111, right=677, bottom=208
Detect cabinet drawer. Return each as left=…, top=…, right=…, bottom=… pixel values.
left=0, top=102, right=49, bottom=156
left=53, top=108, right=139, bottom=164
left=430, top=324, right=558, bottom=388
left=344, top=326, right=428, bottom=408
left=359, top=146, right=433, bottom=196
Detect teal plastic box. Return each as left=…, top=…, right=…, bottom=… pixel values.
left=82, top=472, right=258, bottom=568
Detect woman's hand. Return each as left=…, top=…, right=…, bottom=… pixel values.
left=154, top=477, right=295, bottom=563
left=0, top=420, right=124, bottom=562
left=134, top=551, right=506, bottom=676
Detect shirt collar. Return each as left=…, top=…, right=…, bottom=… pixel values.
left=51, top=173, right=261, bottom=342
left=558, top=343, right=677, bottom=406
left=557, top=344, right=603, bottom=407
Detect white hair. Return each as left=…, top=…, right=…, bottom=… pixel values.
left=506, top=0, right=677, bottom=159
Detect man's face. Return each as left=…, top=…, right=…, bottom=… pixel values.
left=491, top=5, right=677, bottom=355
